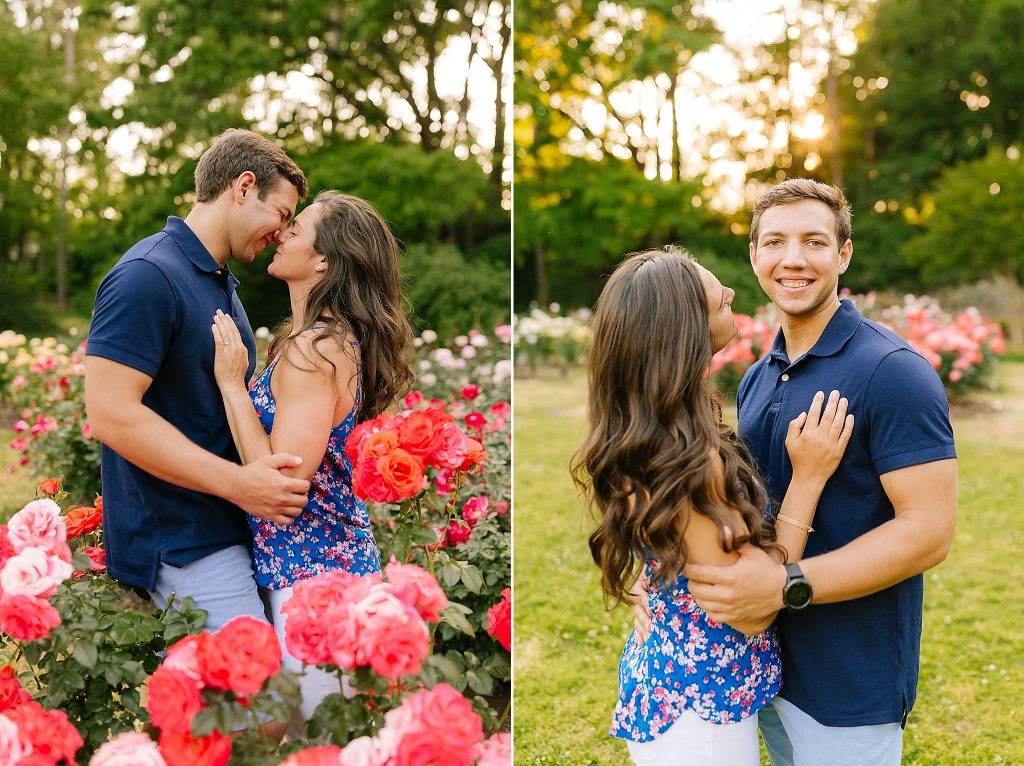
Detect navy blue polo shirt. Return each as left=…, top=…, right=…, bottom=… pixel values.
left=736, top=300, right=955, bottom=727
left=87, top=216, right=257, bottom=590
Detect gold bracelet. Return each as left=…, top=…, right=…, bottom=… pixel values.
left=776, top=514, right=814, bottom=533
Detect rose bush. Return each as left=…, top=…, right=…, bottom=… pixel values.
left=1, top=325, right=510, bottom=764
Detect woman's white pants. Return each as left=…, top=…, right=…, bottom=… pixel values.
left=625, top=709, right=760, bottom=766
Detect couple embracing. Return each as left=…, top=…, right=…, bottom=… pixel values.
left=574, top=180, right=957, bottom=766
left=84, top=129, right=414, bottom=729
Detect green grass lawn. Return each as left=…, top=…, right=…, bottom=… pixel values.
left=0, top=430, right=41, bottom=522
left=513, top=362, right=1024, bottom=765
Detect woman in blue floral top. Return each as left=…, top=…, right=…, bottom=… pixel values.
left=211, top=191, right=413, bottom=724
left=571, top=248, right=853, bottom=765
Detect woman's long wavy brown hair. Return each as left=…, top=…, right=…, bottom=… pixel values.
left=267, top=191, right=414, bottom=420
left=570, top=247, right=782, bottom=606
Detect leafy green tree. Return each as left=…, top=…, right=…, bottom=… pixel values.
left=901, top=148, right=1024, bottom=342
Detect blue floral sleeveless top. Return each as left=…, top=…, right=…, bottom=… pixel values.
left=246, top=336, right=381, bottom=589
left=610, top=560, right=782, bottom=742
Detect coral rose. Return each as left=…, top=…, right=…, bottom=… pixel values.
left=146, top=665, right=204, bottom=733
left=89, top=731, right=166, bottom=766
left=0, top=667, right=30, bottom=712
left=199, top=616, right=281, bottom=696
left=158, top=730, right=231, bottom=766
left=338, top=736, right=391, bottom=766
left=37, top=478, right=59, bottom=496
left=487, top=588, right=512, bottom=652
left=7, top=500, right=66, bottom=552
left=0, top=594, right=61, bottom=641
left=162, top=633, right=208, bottom=682
left=64, top=505, right=103, bottom=538
left=459, top=439, right=487, bottom=471
left=4, top=701, right=83, bottom=765
left=395, top=411, right=445, bottom=458
left=377, top=449, right=426, bottom=500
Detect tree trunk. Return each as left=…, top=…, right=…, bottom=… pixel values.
left=535, top=246, right=549, bottom=308
left=56, top=14, right=75, bottom=311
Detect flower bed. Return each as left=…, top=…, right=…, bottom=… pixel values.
left=0, top=326, right=511, bottom=764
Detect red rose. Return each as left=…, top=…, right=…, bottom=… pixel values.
left=460, top=385, right=480, bottom=401
left=464, top=411, right=487, bottom=430
left=445, top=520, right=472, bottom=547
left=0, top=594, right=61, bottom=641
left=459, top=439, right=487, bottom=471
left=64, top=504, right=103, bottom=538
left=0, top=666, right=30, bottom=712
left=146, top=665, right=205, bottom=733
left=159, top=729, right=232, bottom=766
left=377, top=449, right=427, bottom=500
left=4, top=700, right=84, bottom=765
left=461, top=496, right=490, bottom=527
left=486, top=588, right=511, bottom=651
left=200, top=616, right=281, bottom=696
left=395, top=411, right=446, bottom=458
left=37, top=478, right=59, bottom=496
left=403, top=391, right=424, bottom=409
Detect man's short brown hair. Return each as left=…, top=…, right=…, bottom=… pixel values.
left=750, top=178, right=852, bottom=246
left=194, top=128, right=308, bottom=203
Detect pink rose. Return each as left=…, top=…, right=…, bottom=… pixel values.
left=462, top=496, right=490, bottom=527
left=475, top=733, right=511, bottom=766
left=354, top=590, right=430, bottom=678
left=431, top=423, right=470, bottom=469
left=338, top=736, right=391, bottom=766
left=11, top=421, right=28, bottom=434
left=4, top=700, right=83, bottom=765
left=383, top=560, right=448, bottom=622
left=7, top=500, right=66, bottom=552
left=381, top=684, right=484, bottom=766
left=0, top=547, right=74, bottom=598
left=279, top=745, right=345, bottom=766
left=402, top=391, right=424, bottom=410
left=488, top=402, right=510, bottom=419
left=0, top=528, right=16, bottom=569
left=0, top=593, right=61, bottom=641
left=89, top=731, right=166, bottom=766
left=8, top=437, right=27, bottom=453
left=0, top=714, right=29, bottom=765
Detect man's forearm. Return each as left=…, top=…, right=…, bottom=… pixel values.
left=801, top=512, right=953, bottom=604
left=89, top=400, right=244, bottom=500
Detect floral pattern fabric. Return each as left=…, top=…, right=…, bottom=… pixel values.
left=610, top=561, right=782, bottom=743
left=246, top=353, right=381, bottom=590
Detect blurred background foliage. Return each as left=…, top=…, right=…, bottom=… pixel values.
left=514, top=0, right=1023, bottom=338
left=0, top=0, right=510, bottom=336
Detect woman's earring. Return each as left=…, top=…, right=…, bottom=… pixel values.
left=316, top=263, right=326, bottom=272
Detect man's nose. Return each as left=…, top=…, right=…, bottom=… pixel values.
left=273, top=227, right=287, bottom=245
left=780, top=241, right=806, bottom=267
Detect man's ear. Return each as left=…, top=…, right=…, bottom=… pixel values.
left=749, top=240, right=757, bottom=269
left=838, top=238, right=853, bottom=274
left=233, top=171, right=257, bottom=202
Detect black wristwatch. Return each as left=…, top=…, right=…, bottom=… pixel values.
left=782, top=563, right=813, bottom=611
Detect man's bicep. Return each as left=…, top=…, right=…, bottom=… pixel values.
left=85, top=356, right=153, bottom=412
left=880, top=459, right=957, bottom=538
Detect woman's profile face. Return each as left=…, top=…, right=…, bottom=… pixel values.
left=267, top=203, right=324, bottom=282
left=698, top=265, right=738, bottom=354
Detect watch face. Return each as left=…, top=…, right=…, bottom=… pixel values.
left=786, top=580, right=813, bottom=609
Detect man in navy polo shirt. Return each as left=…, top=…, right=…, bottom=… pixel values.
left=684, top=179, right=957, bottom=765
left=85, top=129, right=313, bottom=630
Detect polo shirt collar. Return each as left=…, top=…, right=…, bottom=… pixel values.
left=766, top=299, right=863, bottom=365
left=163, top=216, right=236, bottom=280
